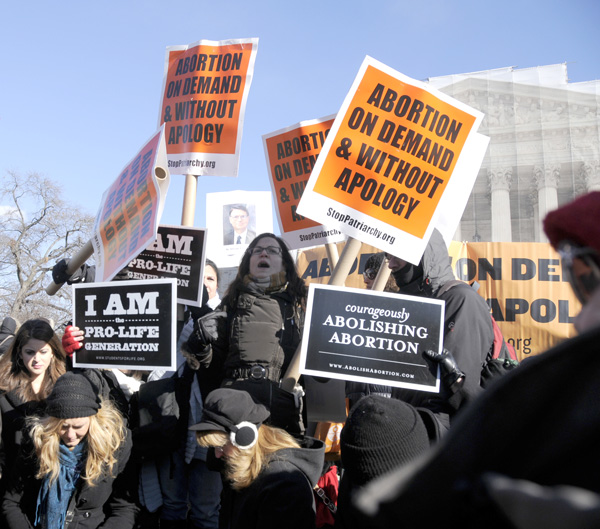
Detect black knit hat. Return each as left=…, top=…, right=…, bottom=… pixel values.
left=341, top=395, right=430, bottom=486
left=46, top=372, right=101, bottom=419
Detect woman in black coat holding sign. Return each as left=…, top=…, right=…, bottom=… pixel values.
left=183, top=233, right=307, bottom=435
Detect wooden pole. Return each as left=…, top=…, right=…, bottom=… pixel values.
left=178, top=174, right=199, bottom=323
left=371, top=257, right=392, bottom=292
left=328, top=237, right=363, bottom=286
left=181, top=174, right=198, bottom=227
left=281, top=237, right=363, bottom=391
left=324, top=242, right=339, bottom=271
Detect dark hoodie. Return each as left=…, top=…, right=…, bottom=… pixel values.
left=390, top=229, right=494, bottom=430
left=223, top=437, right=325, bottom=529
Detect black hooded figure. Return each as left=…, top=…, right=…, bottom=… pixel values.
left=389, top=229, right=494, bottom=434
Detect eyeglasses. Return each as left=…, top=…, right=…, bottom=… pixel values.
left=363, top=268, right=378, bottom=281
left=557, top=241, right=600, bottom=305
left=250, top=246, right=282, bottom=256
left=230, top=215, right=249, bottom=220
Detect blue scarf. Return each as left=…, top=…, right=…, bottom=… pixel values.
left=35, top=441, right=86, bottom=529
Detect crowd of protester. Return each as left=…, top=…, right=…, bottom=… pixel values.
left=0, top=192, right=599, bottom=528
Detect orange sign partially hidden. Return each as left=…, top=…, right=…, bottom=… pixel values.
left=263, top=116, right=345, bottom=249
left=159, top=38, right=258, bottom=177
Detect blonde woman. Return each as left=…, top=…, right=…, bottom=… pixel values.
left=0, top=319, right=67, bottom=481
left=2, top=372, right=138, bottom=529
left=190, top=388, right=325, bottom=529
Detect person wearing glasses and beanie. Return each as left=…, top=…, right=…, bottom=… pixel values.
left=2, top=371, right=138, bottom=528
left=190, top=388, right=325, bottom=529
left=184, top=233, right=307, bottom=435
left=355, top=192, right=600, bottom=528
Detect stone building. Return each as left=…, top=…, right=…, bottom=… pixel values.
left=427, top=64, right=600, bottom=242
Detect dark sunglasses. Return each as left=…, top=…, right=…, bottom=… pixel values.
left=363, top=268, right=378, bottom=281
left=557, top=241, right=600, bottom=305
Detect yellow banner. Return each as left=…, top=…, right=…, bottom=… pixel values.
left=297, top=241, right=579, bottom=360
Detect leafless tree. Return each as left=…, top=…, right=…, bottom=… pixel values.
left=0, top=171, right=94, bottom=328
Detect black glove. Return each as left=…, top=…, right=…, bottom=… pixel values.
left=186, top=310, right=227, bottom=351
left=424, top=349, right=465, bottom=389
left=52, top=259, right=95, bottom=284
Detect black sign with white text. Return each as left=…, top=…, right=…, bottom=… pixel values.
left=72, top=279, right=177, bottom=370
left=300, top=284, right=444, bottom=392
left=128, top=225, right=206, bottom=307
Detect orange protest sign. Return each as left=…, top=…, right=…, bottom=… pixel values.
left=263, top=116, right=345, bottom=249
left=159, top=38, right=258, bottom=177
left=298, top=56, right=485, bottom=264
left=92, top=127, right=170, bottom=282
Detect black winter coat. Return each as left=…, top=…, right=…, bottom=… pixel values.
left=360, top=324, right=600, bottom=529
left=2, top=430, right=139, bottom=529
left=0, top=390, right=46, bottom=485
left=221, top=437, right=325, bottom=529
left=202, top=282, right=303, bottom=383
left=390, top=229, right=494, bottom=430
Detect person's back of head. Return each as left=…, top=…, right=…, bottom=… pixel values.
left=341, top=395, right=430, bottom=487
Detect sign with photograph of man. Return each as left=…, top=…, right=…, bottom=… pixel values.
left=223, top=203, right=256, bottom=245
left=206, top=190, right=273, bottom=268
left=300, top=284, right=444, bottom=392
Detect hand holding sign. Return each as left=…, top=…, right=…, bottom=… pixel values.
left=193, top=310, right=227, bottom=345
left=424, top=349, right=464, bottom=389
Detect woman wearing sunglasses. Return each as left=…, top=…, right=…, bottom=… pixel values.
left=183, top=233, right=307, bottom=435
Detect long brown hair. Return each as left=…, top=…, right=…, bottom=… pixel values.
left=221, top=233, right=307, bottom=310
left=0, top=319, right=67, bottom=401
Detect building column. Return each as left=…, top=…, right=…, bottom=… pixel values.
left=581, top=160, right=600, bottom=191
left=534, top=164, right=560, bottom=242
left=488, top=167, right=513, bottom=242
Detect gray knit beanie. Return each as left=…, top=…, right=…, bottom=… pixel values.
left=341, top=395, right=430, bottom=486
left=46, top=372, right=101, bottom=418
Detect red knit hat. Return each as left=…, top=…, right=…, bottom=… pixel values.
left=543, top=192, right=600, bottom=254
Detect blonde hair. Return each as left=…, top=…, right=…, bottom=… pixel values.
left=197, top=424, right=301, bottom=490
left=29, top=397, right=126, bottom=486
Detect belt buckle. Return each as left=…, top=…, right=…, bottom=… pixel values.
left=249, top=365, right=266, bottom=380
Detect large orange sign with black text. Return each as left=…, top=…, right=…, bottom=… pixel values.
left=298, top=56, right=486, bottom=264
left=159, top=38, right=258, bottom=177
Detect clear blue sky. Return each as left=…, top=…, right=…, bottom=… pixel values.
left=2, top=0, right=599, bottom=233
